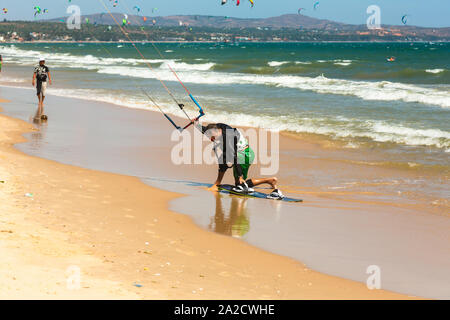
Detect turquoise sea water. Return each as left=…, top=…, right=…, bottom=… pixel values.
left=0, top=42, right=449, bottom=169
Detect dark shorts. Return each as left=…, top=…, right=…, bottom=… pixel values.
left=36, top=81, right=47, bottom=96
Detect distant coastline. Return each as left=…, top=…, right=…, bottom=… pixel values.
left=1, top=14, right=449, bottom=43
left=1, top=40, right=449, bottom=44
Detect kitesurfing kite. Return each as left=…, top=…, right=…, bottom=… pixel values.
left=314, top=1, right=320, bottom=10
left=401, top=15, right=408, bottom=25
left=222, top=0, right=253, bottom=7
left=34, top=6, right=41, bottom=17
left=2, top=8, right=7, bottom=14
left=298, top=8, right=305, bottom=14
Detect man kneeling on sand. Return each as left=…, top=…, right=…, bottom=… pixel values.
left=198, top=122, right=284, bottom=200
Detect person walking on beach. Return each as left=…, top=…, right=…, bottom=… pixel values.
left=0, top=54, right=3, bottom=73
left=199, top=122, right=284, bottom=199
left=32, top=58, right=52, bottom=119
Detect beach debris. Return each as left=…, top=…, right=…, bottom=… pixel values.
left=133, top=282, right=143, bottom=288
left=153, top=273, right=161, bottom=276
left=0, top=180, right=5, bottom=183
left=145, top=241, right=149, bottom=245
left=25, top=193, right=33, bottom=197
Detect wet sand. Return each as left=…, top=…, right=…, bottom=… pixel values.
left=0, top=87, right=443, bottom=299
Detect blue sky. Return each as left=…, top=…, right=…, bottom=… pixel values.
left=1, top=0, right=449, bottom=27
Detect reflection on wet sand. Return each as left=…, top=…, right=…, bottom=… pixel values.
left=209, top=192, right=250, bottom=238
left=29, top=108, right=47, bottom=150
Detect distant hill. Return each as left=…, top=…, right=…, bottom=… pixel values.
left=45, top=13, right=345, bottom=29
left=2, top=13, right=448, bottom=42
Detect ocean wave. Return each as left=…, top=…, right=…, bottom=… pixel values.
left=426, top=69, right=445, bottom=74
left=1, top=45, right=145, bottom=66
left=0, top=45, right=214, bottom=71
left=334, top=62, right=351, bottom=66
left=267, top=61, right=289, bottom=67
left=2, top=82, right=448, bottom=150
left=159, top=61, right=215, bottom=71
left=199, top=111, right=450, bottom=150
left=0, top=76, right=27, bottom=83
left=97, top=65, right=450, bottom=109
left=2, top=45, right=449, bottom=108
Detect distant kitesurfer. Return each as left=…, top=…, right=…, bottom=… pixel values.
left=0, top=54, right=3, bottom=73
left=32, top=58, right=52, bottom=119
left=199, top=122, right=284, bottom=200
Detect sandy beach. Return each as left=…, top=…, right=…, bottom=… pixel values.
left=0, top=92, right=423, bottom=299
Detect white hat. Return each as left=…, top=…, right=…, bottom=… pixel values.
left=39, top=57, right=45, bottom=61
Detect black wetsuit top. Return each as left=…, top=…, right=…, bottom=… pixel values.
left=201, top=123, right=244, bottom=177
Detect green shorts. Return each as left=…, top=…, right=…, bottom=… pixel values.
left=233, top=147, right=255, bottom=181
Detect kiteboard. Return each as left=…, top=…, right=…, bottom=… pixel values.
left=218, top=184, right=303, bottom=202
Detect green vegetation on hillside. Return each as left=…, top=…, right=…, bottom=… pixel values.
left=0, top=21, right=448, bottom=42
